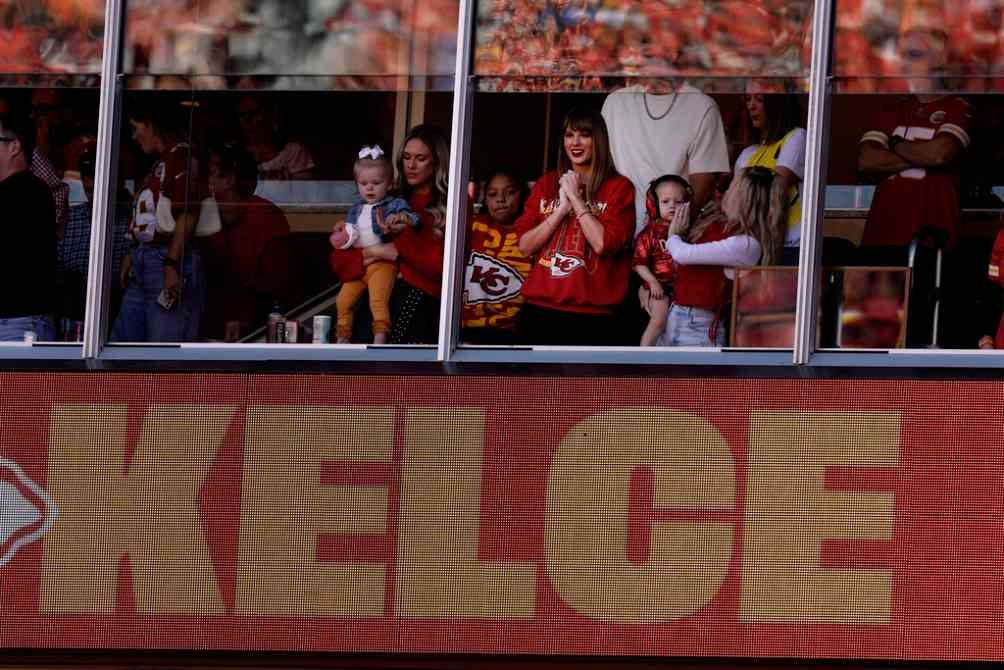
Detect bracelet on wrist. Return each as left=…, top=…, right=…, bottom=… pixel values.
left=163, top=256, right=180, bottom=270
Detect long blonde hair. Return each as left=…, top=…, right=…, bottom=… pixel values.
left=716, top=167, right=787, bottom=265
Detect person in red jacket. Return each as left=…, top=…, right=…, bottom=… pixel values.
left=201, top=142, right=293, bottom=342
left=515, top=107, right=635, bottom=346
left=364, top=124, right=450, bottom=344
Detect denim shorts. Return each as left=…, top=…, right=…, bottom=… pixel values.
left=657, top=303, right=725, bottom=347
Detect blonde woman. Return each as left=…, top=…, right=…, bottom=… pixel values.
left=657, top=166, right=786, bottom=346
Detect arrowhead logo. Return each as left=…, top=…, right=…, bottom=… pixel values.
left=0, top=458, right=58, bottom=567
left=549, top=252, right=584, bottom=278
left=465, top=252, right=524, bottom=304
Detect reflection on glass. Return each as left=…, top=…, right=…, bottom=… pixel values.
left=825, top=60, right=977, bottom=350
left=835, top=268, right=909, bottom=349
left=0, top=88, right=100, bottom=343
left=835, top=0, right=1004, bottom=92
left=475, top=0, right=813, bottom=91
left=730, top=267, right=797, bottom=348
left=0, top=0, right=104, bottom=74
left=124, top=0, right=459, bottom=90
left=109, top=89, right=452, bottom=345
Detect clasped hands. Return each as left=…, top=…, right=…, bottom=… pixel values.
left=558, top=170, right=587, bottom=215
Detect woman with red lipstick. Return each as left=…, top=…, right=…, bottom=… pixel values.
left=735, top=81, right=806, bottom=265
left=515, top=107, right=635, bottom=345
left=362, top=124, right=450, bottom=344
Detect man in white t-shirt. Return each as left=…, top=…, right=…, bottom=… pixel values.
left=602, top=81, right=730, bottom=234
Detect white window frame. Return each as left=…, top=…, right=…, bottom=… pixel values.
left=7, top=0, right=999, bottom=368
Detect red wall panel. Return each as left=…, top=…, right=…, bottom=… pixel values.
left=0, top=373, right=1001, bottom=661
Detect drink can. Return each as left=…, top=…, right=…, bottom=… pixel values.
left=267, top=312, right=283, bottom=343
left=312, top=315, right=332, bottom=343
left=284, top=320, right=298, bottom=344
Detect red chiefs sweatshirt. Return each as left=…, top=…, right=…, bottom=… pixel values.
left=514, top=172, right=635, bottom=315
left=393, top=190, right=445, bottom=297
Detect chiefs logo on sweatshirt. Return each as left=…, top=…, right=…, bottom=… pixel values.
left=0, top=458, right=59, bottom=567
left=465, top=252, right=524, bottom=304
left=515, top=172, right=635, bottom=312
left=548, top=252, right=585, bottom=277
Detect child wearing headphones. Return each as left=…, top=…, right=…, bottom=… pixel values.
left=632, top=174, right=693, bottom=346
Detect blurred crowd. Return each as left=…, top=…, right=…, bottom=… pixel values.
left=837, top=0, right=1004, bottom=91
left=476, top=0, right=1004, bottom=93
left=475, top=0, right=814, bottom=92
left=0, top=0, right=458, bottom=88
left=10, top=0, right=1004, bottom=94
left=123, top=0, right=457, bottom=89
left=0, top=0, right=104, bottom=74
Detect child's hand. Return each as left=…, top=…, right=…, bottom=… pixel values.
left=667, top=201, right=690, bottom=238
left=380, top=212, right=408, bottom=236
left=648, top=279, right=665, bottom=301
left=375, top=208, right=408, bottom=236
left=329, top=221, right=351, bottom=249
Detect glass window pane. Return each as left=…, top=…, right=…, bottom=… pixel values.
left=0, top=1, right=104, bottom=76
left=826, top=1, right=1002, bottom=352
left=475, top=0, right=813, bottom=92
left=110, top=1, right=459, bottom=347
left=0, top=5, right=103, bottom=345
left=460, top=0, right=816, bottom=351
left=124, top=0, right=458, bottom=90
left=835, top=0, right=1004, bottom=94
left=459, top=80, right=810, bottom=349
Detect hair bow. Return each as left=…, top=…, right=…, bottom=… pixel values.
left=359, top=145, right=385, bottom=160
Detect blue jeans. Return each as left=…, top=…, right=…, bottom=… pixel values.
left=111, top=246, right=205, bottom=343
left=657, top=303, right=725, bottom=347
left=0, top=315, right=55, bottom=342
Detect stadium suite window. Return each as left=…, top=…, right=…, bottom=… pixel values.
left=0, top=0, right=103, bottom=352
left=92, top=0, right=459, bottom=354
left=820, top=0, right=1004, bottom=356
left=452, top=0, right=815, bottom=353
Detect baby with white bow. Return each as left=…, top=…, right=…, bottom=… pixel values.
left=329, top=145, right=419, bottom=343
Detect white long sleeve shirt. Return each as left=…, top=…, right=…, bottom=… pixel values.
left=667, top=234, right=762, bottom=278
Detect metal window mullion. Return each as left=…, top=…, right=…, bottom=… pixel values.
left=436, top=0, right=477, bottom=362
left=792, top=0, right=836, bottom=365
left=81, top=0, right=126, bottom=360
